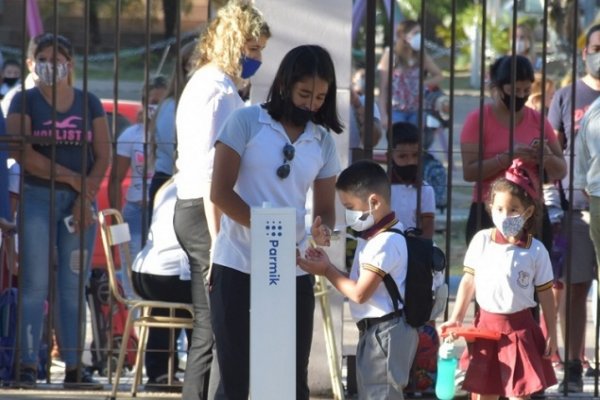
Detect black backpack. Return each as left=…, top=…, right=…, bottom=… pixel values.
left=383, top=228, right=446, bottom=328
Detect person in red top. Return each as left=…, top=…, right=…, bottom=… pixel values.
left=460, top=55, right=566, bottom=246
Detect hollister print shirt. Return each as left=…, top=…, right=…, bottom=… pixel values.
left=9, top=87, right=105, bottom=185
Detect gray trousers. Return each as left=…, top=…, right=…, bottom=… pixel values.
left=174, top=197, right=219, bottom=399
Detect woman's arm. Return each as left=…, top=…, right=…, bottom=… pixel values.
left=312, top=176, right=336, bottom=231
left=108, top=154, right=130, bottom=210
left=541, top=139, right=567, bottom=181
left=86, top=116, right=111, bottom=200
left=7, top=113, right=81, bottom=189
left=461, top=142, right=511, bottom=182
left=423, top=54, right=444, bottom=88
left=378, top=48, right=391, bottom=130
left=210, top=142, right=250, bottom=228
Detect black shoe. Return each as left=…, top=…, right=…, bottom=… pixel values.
left=63, top=368, right=103, bottom=390
left=530, top=389, right=545, bottom=399
left=145, top=375, right=182, bottom=393
left=11, top=367, right=37, bottom=389
left=586, top=366, right=599, bottom=377
left=558, top=360, right=584, bottom=393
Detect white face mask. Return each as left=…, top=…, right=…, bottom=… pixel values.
left=515, top=39, right=528, bottom=54
left=409, top=32, right=422, bottom=51
left=492, top=211, right=525, bottom=238
left=345, top=205, right=375, bottom=232
left=35, top=61, right=68, bottom=86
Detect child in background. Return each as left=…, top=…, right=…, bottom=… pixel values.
left=298, top=160, right=418, bottom=399
left=389, top=122, right=436, bottom=239
left=441, top=160, right=557, bottom=399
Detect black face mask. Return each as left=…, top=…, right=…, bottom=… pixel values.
left=3, top=77, right=18, bottom=87
left=285, top=102, right=314, bottom=127
left=501, top=92, right=528, bottom=112
left=392, top=164, right=418, bottom=183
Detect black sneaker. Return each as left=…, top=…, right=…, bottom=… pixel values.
left=558, top=360, right=584, bottom=393
left=11, top=367, right=37, bottom=389
left=145, top=375, right=182, bottom=393
left=63, top=368, right=103, bottom=390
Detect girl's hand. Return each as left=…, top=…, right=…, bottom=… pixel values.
left=297, top=247, right=331, bottom=276
left=544, top=335, right=558, bottom=359
left=71, top=196, right=96, bottom=234
left=311, top=215, right=332, bottom=247
left=438, top=319, right=462, bottom=339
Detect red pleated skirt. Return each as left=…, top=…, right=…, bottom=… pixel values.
left=462, top=308, right=557, bottom=397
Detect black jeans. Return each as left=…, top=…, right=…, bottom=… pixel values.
left=173, top=197, right=215, bottom=399
left=210, top=264, right=315, bottom=400
left=131, top=271, right=192, bottom=380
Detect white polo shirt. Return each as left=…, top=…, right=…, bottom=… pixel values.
left=132, top=180, right=190, bottom=280
left=464, top=228, right=554, bottom=314
left=390, top=183, right=436, bottom=230
left=116, top=123, right=151, bottom=203
left=174, top=64, right=244, bottom=200
left=212, top=105, right=340, bottom=275
left=349, top=221, right=408, bottom=321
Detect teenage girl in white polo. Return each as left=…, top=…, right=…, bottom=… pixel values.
left=441, top=160, right=558, bottom=399
left=210, top=44, right=343, bottom=400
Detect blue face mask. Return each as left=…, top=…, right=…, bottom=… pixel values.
left=240, top=56, right=262, bottom=79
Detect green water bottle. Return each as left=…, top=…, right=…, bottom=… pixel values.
left=435, top=341, right=457, bottom=400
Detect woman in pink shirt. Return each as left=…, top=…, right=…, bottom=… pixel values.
left=460, top=55, right=566, bottom=245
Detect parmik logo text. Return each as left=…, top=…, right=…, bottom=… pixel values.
left=265, top=220, right=283, bottom=286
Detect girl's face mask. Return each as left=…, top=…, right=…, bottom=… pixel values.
left=492, top=211, right=525, bottom=238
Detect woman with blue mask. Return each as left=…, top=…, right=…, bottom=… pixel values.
left=210, top=44, right=343, bottom=399
left=173, top=1, right=270, bottom=398
left=6, top=33, right=110, bottom=389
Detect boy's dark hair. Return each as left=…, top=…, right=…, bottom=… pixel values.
left=489, top=55, right=534, bottom=88
left=265, top=44, right=343, bottom=133
left=586, top=24, right=600, bottom=47
left=336, top=160, right=390, bottom=202
left=2, top=59, right=20, bottom=70
left=391, top=122, right=419, bottom=147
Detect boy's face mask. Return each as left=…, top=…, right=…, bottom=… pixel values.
left=393, top=164, right=418, bottom=183
left=345, top=203, right=375, bottom=232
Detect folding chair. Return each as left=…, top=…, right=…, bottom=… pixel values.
left=97, top=208, right=194, bottom=399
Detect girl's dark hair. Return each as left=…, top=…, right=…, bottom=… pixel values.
left=265, top=44, right=343, bottom=133
left=33, top=33, right=73, bottom=61
left=336, top=160, right=390, bottom=202
left=489, top=177, right=540, bottom=234
left=392, top=122, right=419, bottom=147
left=489, top=55, right=534, bottom=88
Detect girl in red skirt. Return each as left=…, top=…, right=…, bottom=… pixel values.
left=441, top=160, right=557, bottom=399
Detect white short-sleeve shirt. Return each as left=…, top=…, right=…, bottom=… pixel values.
left=175, top=65, right=244, bottom=200
left=116, top=123, right=151, bottom=203
left=349, top=221, right=408, bottom=321
left=132, top=180, right=190, bottom=279
left=390, top=183, right=436, bottom=230
left=212, top=105, right=341, bottom=275
left=464, top=228, right=554, bottom=314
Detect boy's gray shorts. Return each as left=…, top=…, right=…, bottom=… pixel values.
left=356, top=315, right=418, bottom=400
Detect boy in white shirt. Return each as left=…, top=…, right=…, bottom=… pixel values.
left=389, top=122, right=436, bottom=238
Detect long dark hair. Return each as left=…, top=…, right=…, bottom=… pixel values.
left=265, top=44, right=343, bottom=133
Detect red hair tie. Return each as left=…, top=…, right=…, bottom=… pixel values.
left=505, top=159, right=539, bottom=200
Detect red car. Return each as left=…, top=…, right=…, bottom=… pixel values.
left=92, top=99, right=141, bottom=268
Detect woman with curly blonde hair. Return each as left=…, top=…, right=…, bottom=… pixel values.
left=173, top=1, right=270, bottom=398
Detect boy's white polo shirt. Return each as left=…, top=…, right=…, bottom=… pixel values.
left=464, top=228, right=554, bottom=314
left=175, top=64, right=244, bottom=200
left=212, top=105, right=340, bottom=275
left=349, top=221, right=408, bottom=321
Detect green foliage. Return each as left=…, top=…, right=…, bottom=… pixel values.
left=399, top=0, right=472, bottom=22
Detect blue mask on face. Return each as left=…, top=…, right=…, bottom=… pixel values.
left=240, top=56, right=262, bottom=79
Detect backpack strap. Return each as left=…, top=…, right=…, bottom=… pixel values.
left=382, top=228, right=406, bottom=312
